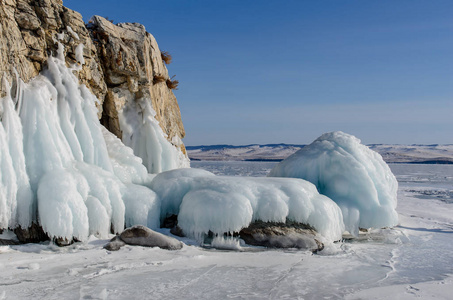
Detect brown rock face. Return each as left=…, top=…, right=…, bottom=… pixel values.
left=88, top=16, right=185, bottom=148
left=0, top=0, right=185, bottom=149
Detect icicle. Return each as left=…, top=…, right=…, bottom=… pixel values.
left=56, top=41, right=65, bottom=61
left=12, top=68, right=25, bottom=114
left=75, top=44, right=85, bottom=66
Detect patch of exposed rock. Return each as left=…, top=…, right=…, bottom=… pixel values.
left=239, top=221, right=324, bottom=252
left=0, top=239, right=20, bottom=245
left=14, top=222, right=49, bottom=243
left=104, top=225, right=184, bottom=251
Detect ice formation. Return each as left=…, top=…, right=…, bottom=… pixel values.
left=0, top=39, right=397, bottom=246
left=0, top=41, right=183, bottom=241
left=151, top=168, right=345, bottom=242
left=0, top=78, right=34, bottom=229
left=269, top=131, right=398, bottom=236
left=119, top=95, right=189, bottom=174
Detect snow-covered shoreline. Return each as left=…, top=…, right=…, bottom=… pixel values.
left=187, top=144, right=453, bottom=164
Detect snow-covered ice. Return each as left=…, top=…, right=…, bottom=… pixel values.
left=269, top=131, right=399, bottom=236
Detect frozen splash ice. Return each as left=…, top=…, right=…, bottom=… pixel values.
left=269, top=131, right=398, bottom=236
left=151, top=168, right=345, bottom=242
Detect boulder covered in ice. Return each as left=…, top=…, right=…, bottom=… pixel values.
left=103, top=235, right=126, bottom=251
left=239, top=221, right=324, bottom=251
left=151, top=168, right=345, bottom=243
left=268, top=131, right=398, bottom=236
left=104, top=225, right=184, bottom=251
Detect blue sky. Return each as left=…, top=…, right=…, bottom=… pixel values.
left=65, top=0, right=453, bottom=145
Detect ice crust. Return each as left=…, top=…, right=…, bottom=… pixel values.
left=0, top=44, right=182, bottom=240
left=269, top=131, right=398, bottom=236
left=151, top=168, right=345, bottom=242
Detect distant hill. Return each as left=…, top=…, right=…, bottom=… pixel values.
left=187, top=144, right=453, bottom=164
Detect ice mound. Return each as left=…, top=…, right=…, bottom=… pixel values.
left=268, top=131, right=398, bottom=236
left=151, top=168, right=345, bottom=242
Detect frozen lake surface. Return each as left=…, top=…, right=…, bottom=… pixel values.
left=1, top=162, right=452, bottom=299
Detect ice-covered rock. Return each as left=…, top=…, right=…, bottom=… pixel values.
left=269, top=131, right=398, bottom=236
left=119, top=225, right=183, bottom=250
left=103, top=235, right=126, bottom=251
left=0, top=46, right=172, bottom=242
left=239, top=221, right=324, bottom=251
left=151, top=168, right=345, bottom=242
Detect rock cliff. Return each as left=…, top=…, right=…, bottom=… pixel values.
left=0, top=0, right=185, bottom=151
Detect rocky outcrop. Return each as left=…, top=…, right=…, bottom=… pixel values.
left=0, top=0, right=106, bottom=111
left=0, top=0, right=185, bottom=148
left=88, top=16, right=186, bottom=149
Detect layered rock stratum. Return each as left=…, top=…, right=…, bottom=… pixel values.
left=0, top=0, right=185, bottom=151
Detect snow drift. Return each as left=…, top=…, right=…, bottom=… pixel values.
left=151, top=168, right=345, bottom=242
left=269, top=131, right=398, bottom=236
